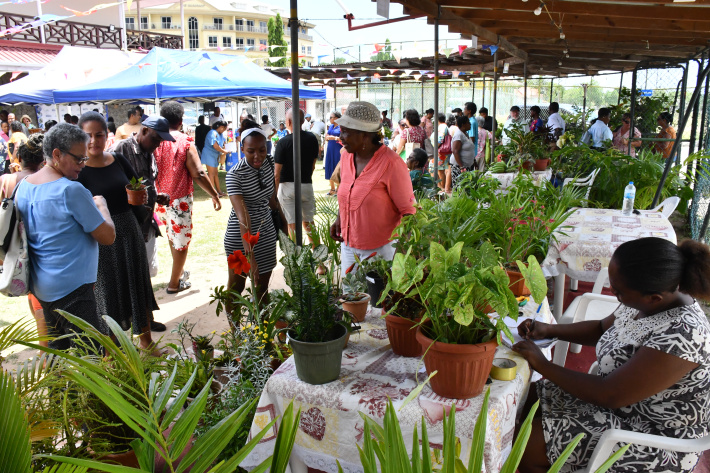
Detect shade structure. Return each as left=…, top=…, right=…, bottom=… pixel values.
left=0, top=46, right=142, bottom=105
left=52, top=47, right=326, bottom=104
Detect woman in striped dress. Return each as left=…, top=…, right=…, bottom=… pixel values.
left=224, top=119, right=287, bottom=304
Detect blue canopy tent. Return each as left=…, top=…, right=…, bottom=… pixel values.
left=52, top=47, right=325, bottom=104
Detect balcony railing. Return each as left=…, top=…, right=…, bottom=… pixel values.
left=235, top=24, right=244, bottom=31
left=299, top=32, right=313, bottom=40
left=0, top=11, right=124, bottom=48
left=204, top=24, right=224, bottom=30
left=126, top=30, right=183, bottom=50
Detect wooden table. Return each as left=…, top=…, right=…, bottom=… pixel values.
left=542, top=208, right=677, bottom=320
left=240, top=300, right=555, bottom=473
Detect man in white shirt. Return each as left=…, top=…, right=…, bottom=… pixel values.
left=581, top=108, right=613, bottom=149
left=260, top=114, right=277, bottom=154
left=547, top=102, right=566, bottom=138
left=305, top=114, right=326, bottom=158
left=501, top=106, right=527, bottom=146
left=209, top=106, right=224, bottom=126
left=302, top=113, right=313, bottom=132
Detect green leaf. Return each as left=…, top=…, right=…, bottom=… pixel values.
left=0, top=371, right=31, bottom=473
left=169, top=374, right=212, bottom=460
left=547, top=433, right=584, bottom=473
left=399, top=370, right=437, bottom=411
left=34, top=456, right=143, bottom=473
left=270, top=402, right=302, bottom=473
left=593, top=443, right=631, bottom=473
left=500, top=401, right=538, bottom=473
left=516, top=256, right=547, bottom=304
left=453, top=305, right=474, bottom=326
left=467, top=388, right=490, bottom=473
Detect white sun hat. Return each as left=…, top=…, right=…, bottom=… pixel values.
left=335, top=101, right=382, bottom=133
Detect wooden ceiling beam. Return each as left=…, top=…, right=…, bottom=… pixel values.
left=501, top=30, right=708, bottom=46
left=477, top=19, right=710, bottom=37
left=438, top=0, right=710, bottom=21
left=486, top=24, right=707, bottom=41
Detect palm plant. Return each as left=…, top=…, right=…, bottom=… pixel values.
left=16, top=312, right=300, bottom=473
left=0, top=318, right=51, bottom=368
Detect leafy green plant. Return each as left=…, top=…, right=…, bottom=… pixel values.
left=126, top=176, right=146, bottom=191
left=0, top=318, right=51, bottom=367
left=343, top=389, right=630, bottom=473
left=16, top=312, right=299, bottom=473
left=274, top=232, right=345, bottom=343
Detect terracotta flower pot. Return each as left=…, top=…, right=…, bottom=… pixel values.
left=520, top=161, right=534, bottom=171
left=385, top=314, right=422, bottom=357
left=416, top=324, right=498, bottom=399
left=341, top=293, right=371, bottom=322
left=125, top=185, right=147, bottom=206
left=98, top=450, right=140, bottom=468
left=506, top=269, right=531, bottom=297
left=533, top=158, right=550, bottom=171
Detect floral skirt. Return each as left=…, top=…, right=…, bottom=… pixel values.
left=157, top=194, right=193, bottom=251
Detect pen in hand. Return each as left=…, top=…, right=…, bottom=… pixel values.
left=526, top=303, right=543, bottom=340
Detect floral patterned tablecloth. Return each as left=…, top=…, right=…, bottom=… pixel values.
left=541, top=208, right=677, bottom=283
left=485, top=170, right=552, bottom=191
left=241, top=299, right=554, bottom=473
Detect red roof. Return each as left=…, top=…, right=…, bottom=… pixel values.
left=0, top=40, right=62, bottom=68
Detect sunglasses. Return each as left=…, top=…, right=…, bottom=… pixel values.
left=63, top=149, right=90, bottom=164
left=257, top=169, right=265, bottom=190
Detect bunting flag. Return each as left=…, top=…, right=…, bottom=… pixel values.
left=374, top=43, right=383, bottom=52
left=359, top=76, right=367, bottom=81
left=503, top=62, right=510, bottom=73
left=137, top=63, right=152, bottom=70
left=331, top=68, right=338, bottom=73
left=335, top=78, right=344, bottom=84
left=458, top=45, right=467, bottom=55
left=361, top=67, right=367, bottom=71
left=126, top=0, right=132, bottom=11
left=427, top=73, right=434, bottom=79
left=452, top=70, right=461, bottom=79
left=393, top=49, right=401, bottom=64
left=490, top=45, right=499, bottom=55
left=10, top=71, right=21, bottom=82
left=244, top=46, right=252, bottom=51
left=388, top=69, right=398, bottom=74
left=217, top=46, right=222, bottom=51
left=259, top=44, right=267, bottom=51
left=0, top=13, right=67, bottom=37
left=61, top=2, right=120, bottom=16
left=317, top=54, right=328, bottom=64
left=442, top=47, right=453, bottom=58
left=471, top=36, right=478, bottom=49
left=220, top=59, right=234, bottom=67
left=412, top=73, right=422, bottom=81
left=403, top=69, right=413, bottom=75
left=347, top=74, right=353, bottom=80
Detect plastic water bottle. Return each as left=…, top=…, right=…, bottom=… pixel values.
left=622, top=182, right=636, bottom=216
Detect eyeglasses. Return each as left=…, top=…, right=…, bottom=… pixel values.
left=257, top=169, right=265, bottom=190
left=62, top=150, right=90, bottom=165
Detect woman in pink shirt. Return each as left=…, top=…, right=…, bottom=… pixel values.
left=330, top=101, right=416, bottom=277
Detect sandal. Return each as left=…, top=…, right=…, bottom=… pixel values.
left=182, top=270, right=190, bottom=281
left=166, top=279, right=192, bottom=294
left=326, top=190, right=337, bottom=196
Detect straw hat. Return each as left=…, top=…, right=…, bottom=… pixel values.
left=335, top=101, right=382, bottom=133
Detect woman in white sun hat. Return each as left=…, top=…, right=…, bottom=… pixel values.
left=329, top=101, right=416, bottom=277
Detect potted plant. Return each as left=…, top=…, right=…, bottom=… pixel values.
left=393, top=240, right=546, bottom=399
left=276, top=232, right=348, bottom=385
left=125, top=176, right=147, bottom=206
left=341, top=268, right=371, bottom=323
left=359, top=256, right=391, bottom=308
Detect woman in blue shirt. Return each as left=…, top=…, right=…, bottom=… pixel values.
left=201, top=120, right=228, bottom=197
left=16, top=123, right=115, bottom=350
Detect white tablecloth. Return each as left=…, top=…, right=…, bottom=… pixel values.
left=542, top=208, right=677, bottom=283
left=485, top=170, right=552, bottom=191
left=241, top=300, right=554, bottom=473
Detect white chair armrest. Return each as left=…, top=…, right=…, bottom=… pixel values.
left=571, top=293, right=618, bottom=324
left=587, top=429, right=710, bottom=472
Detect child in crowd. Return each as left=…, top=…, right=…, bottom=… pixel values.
left=407, top=148, right=434, bottom=190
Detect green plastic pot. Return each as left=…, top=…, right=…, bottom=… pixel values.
left=287, top=324, right=348, bottom=385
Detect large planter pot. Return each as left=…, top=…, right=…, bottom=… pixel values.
left=341, top=293, right=371, bottom=323
left=506, top=269, right=531, bottom=297
left=125, top=185, right=147, bottom=206
left=366, top=273, right=386, bottom=308
left=533, top=158, right=550, bottom=171
left=288, top=324, right=348, bottom=385
left=385, top=314, right=422, bottom=357
left=96, top=450, right=140, bottom=468
left=416, top=324, right=498, bottom=399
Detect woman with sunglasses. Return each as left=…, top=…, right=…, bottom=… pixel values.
left=15, top=123, right=116, bottom=351
left=77, top=111, right=162, bottom=355
left=612, top=112, right=642, bottom=157
left=224, top=118, right=287, bottom=307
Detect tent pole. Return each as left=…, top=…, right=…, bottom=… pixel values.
left=180, top=0, right=186, bottom=50
left=433, top=7, right=439, bottom=187
left=491, top=50, right=498, bottom=161
left=482, top=78, right=485, bottom=108
left=289, top=0, right=303, bottom=245
left=137, top=0, right=141, bottom=31
left=36, top=0, right=45, bottom=43
left=523, top=62, right=527, bottom=118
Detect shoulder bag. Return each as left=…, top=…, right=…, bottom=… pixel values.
left=0, top=177, right=30, bottom=296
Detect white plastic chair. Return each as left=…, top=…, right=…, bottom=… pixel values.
left=577, top=362, right=710, bottom=472
left=650, top=196, right=680, bottom=218
left=552, top=268, right=620, bottom=367
left=563, top=168, right=600, bottom=204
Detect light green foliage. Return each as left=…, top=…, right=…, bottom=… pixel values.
left=267, top=14, right=287, bottom=67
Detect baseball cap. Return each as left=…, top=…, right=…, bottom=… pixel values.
left=305, top=113, right=311, bottom=118
left=142, top=115, right=175, bottom=142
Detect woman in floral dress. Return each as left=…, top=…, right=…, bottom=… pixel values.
left=514, top=237, right=710, bottom=473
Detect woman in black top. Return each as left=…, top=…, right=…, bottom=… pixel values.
left=77, top=111, right=162, bottom=355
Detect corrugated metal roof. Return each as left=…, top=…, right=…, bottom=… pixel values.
left=0, top=41, right=62, bottom=71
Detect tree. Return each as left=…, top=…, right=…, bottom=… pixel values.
left=332, top=57, right=347, bottom=65
left=370, top=38, right=395, bottom=62
left=268, top=13, right=288, bottom=67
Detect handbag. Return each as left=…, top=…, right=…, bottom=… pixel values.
left=0, top=177, right=30, bottom=297
left=439, top=132, right=453, bottom=155
left=404, top=129, right=421, bottom=158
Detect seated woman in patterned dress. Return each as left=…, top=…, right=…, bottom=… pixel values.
left=514, top=237, right=710, bottom=473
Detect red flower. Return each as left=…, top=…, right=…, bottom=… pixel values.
left=345, top=262, right=357, bottom=274
left=157, top=206, right=166, bottom=213
left=179, top=201, right=189, bottom=212
left=172, top=224, right=182, bottom=234
left=242, top=231, right=260, bottom=247
left=185, top=233, right=192, bottom=238
left=228, top=250, right=251, bottom=275
left=171, top=220, right=175, bottom=225
left=364, top=252, right=378, bottom=260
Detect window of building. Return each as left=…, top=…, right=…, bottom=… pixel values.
left=125, top=17, right=135, bottom=29
left=259, top=21, right=267, bottom=31
left=213, top=17, right=223, bottom=30
left=161, top=16, right=171, bottom=29
left=247, top=38, right=255, bottom=47
left=208, top=36, right=218, bottom=48
left=301, top=27, right=306, bottom=34
left=247, top=20, right=255, bottom=27
left=307, top=61, right=312, bottom=67
left=235, top=18, right=243, bottom=31
left=140, top=17, right=148, bottom=29
left=236, top=38, right=244, bottom=49
left=301, top=45, right=305, bottom=54
left=188, top=17, right=199, bottom=49
left=223, top=37, right=232, bottom=48
left=307, top=46, right=311, bottom=55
